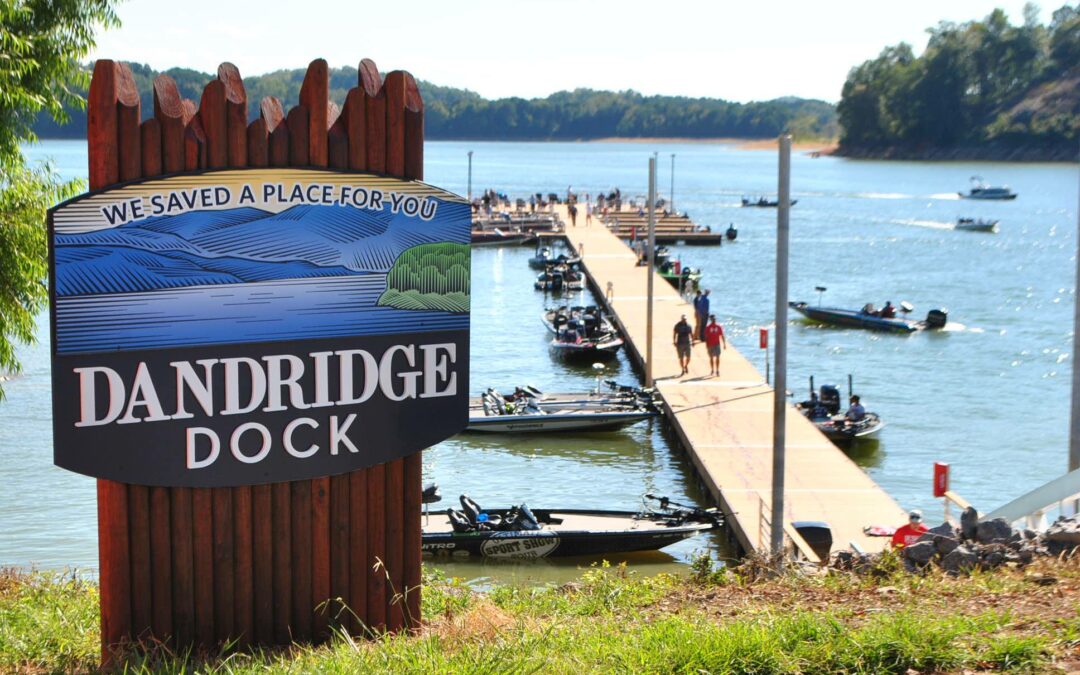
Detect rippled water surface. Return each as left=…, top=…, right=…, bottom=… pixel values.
left=2, top=140, right=1077, bottom=585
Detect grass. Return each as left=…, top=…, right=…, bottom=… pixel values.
left=2, top=558, right=1078, bottom=673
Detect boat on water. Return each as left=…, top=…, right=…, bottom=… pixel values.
left=542, top=305, right=617, bottom=337
left=534, top=263, right=585, bottom=292
left=789, top=298, right=947, bottom=333
left=741, top=196, right=798, bottom=208
left=550, top=318, right=623, bottom=359
left=658, top=260, right=703, bottom=288
left=959, top=176, right=1017, bottom=200
left=725, top=224, right=737, bottom=241
left=795, top=377, right=885, bottom=444
left=467, top=381, right=659, bottom=433
left=471, top=228, right=538, bottom=247
left=955, top=217, right=999, bottom=232
left=529, top=246, right=580, bottom=269
left=422, top=492, right=722, bottom=559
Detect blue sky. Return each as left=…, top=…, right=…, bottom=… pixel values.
left=90, top=0, right=1041, bottom=103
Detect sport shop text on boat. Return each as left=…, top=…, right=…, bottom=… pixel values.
left=70, top=342, right=459, bottom=470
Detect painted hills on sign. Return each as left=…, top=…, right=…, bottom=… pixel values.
left=54, top=203, right=468, bottom=296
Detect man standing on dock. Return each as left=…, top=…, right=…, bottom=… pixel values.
left=704, top=314, right=727, bottom=376
left=673, top=315, right=694, bottom=375
left=693, top=289, right=711, bottom=341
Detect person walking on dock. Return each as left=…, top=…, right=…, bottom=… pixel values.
left=693, top=289, right=711, bottom=341
left=673, top=315, right=694, bottom=375
left=704, top=314, right=727, bottom=376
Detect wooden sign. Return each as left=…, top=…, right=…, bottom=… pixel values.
left=50, top=170, right=469, bottom=487
left=76, top=58, right=434, bottom=665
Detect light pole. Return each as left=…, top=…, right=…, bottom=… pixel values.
left=670, top=153, right=676, bottom=215
left=467, top=151, right=473, bottom=202
left=771, top=135, right=792, bottom=558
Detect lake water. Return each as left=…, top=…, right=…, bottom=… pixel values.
left=3, top=139, right=1078, bottom=586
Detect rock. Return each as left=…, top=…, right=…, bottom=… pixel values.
left=975, top=518, right=1014, bottom=544
left=961, top=507, right=979, bottom=541
left=942, top=545, right=978, bottom=574
left=1023, top=529, right=1038, bottom=540
left=927, top=522, right=958, bottom=538
left=934, top=535, right=959, bottom=555
left=1043, top=515, right=1080, bottom=547
left=902, top=541, right=936, bottom=565
left=979, top=544, right=1008, bottom=569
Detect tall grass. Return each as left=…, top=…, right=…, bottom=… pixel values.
left=0, top=564, right=1071, bottom=673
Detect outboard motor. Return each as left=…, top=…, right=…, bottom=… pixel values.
left=819, top=384, right=841, bottom=415
left=925, top=309, right=948, bottom=329
left=792, top=521, right=833, bottom=562
left=551, top=272, right=563, bottom=291
left=516, top=504, right=540, bottom=531
left=422, top=484, right=441, bottom=504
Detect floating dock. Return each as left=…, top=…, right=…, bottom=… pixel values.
left=553, top=204, right=904, bottom=556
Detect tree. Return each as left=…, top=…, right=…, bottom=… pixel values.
left=0, top=0, right=119, bottom=395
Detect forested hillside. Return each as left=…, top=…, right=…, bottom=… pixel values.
left=836, top=3, right=1079, bottom=161
left=30, top=64, right=837, bottom=142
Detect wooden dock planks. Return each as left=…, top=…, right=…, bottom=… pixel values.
left=554, top=204, right=905, bottom=554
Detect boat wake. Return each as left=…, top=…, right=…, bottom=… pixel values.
left=894, top=218, right=953, bottom=230
left=929, top=193, right=961, bottom=200
left=855, top=192, right=911, bottom=200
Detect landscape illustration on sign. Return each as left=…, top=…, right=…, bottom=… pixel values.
left=50, top=173, right=471, bottom=355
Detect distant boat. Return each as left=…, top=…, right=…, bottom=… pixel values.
left=725, top=224, right=737, bottom=241
left=959, top=176, right=1017, bottom=200
left=955, top=217, right=999, bottom=233
left=529, top=246, right=580, bottom=269
left=741, top=196, right=797, bottom=208
left=534, top=264, right=585, bottom=292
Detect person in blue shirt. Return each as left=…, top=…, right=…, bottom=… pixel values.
left=694, top=289, right=711, bottom=341
left=845, top=395, right=866, bottom=422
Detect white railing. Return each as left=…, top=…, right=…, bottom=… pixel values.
left=985, top=468, right=1080, bottom=531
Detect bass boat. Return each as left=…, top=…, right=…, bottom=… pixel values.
left=471, top=228, right=538, bottom=247
left=789, top=301, right=947, bottom=333
left=658, top=260, right=703, bottom=288
left=422, top=492, right=723, bottom=559
left=542, top=305, right=617, bottom=337
left=467, top=381, right=659, bottom=433
left=795, top=377, right=885, bottom=444
left=741, top=196, right=798, bottom=208
left=534, top=263, right=585, bottom=292
left=529, top=246, right=580, bottom=269
left=955, top=217, right=998, bottom=232
left=550, top=319, right=623, bottom=359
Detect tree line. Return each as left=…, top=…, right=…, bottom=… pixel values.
left=837, top=3, right=1079, bottom=155
left=31, top=64, right=838, bottom=141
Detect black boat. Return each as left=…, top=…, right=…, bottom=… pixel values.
left=550, top=319, right=623, bottom=359
left=535, top=263, right=585, bottom=292
left=741, top=196, right=798, bottom=208
left=422, top=492, right=723, bottom=559
left=795, top=376, right=884, bottom=444
left=529, top=246, right=580, bottom=269
left=542, top=305, right=617, bottom=337
left=725, top=224, right=737, bottom=240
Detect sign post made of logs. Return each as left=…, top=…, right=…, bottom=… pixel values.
left=50, top=58, right=467, bottom=665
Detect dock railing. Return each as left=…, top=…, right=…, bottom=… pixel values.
left=755, top=492, right=823, bottom=565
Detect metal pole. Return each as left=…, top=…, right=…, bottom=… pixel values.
left=770, top=134, right=792, bottom=558
left=1070, top=140, right=1080, bottom=475
left=467, top=151, right=473, bottom=203
left=670, top=153, right=676, bottom=215
left=645, top=157, right=657, bottom=387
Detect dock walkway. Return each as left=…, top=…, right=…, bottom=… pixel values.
left=555, top=205, right=904, bottom=554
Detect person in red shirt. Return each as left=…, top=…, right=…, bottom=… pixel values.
left=703, top=314, right=727, bottom=376
left=891, top=509, right=929, bottom=549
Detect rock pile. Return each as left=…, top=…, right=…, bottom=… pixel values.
left=833, top=508, right=1080, bottom=575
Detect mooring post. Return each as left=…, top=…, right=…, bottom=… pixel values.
left=771, top=135, right=792, bottom=557
left=646, top=156, right=657, bottom=388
